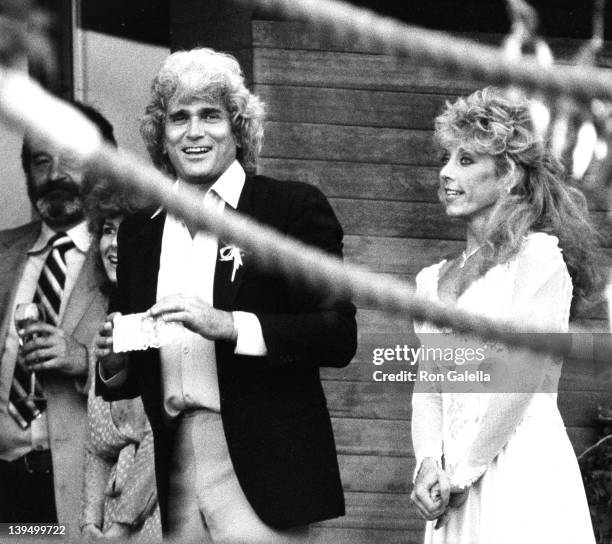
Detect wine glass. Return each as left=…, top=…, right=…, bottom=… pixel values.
left=14, top=302, right=46, bottom=401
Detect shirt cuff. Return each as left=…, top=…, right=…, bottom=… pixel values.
left=232, top=312, right=268, bottom=356
left=98, top=363, right=128, bottom=388
left=448, top=462, right=487, bottom=492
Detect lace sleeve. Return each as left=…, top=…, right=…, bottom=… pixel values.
left=509, top=233, right=572, bottom=332
left=448, top=234, right=572, bottom=490
left=410, top=263, right=446, bottom=479
left=411, top=368, right=444, bottom=481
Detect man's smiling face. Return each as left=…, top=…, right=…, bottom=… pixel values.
left=163, top=95, right=237, bottom=186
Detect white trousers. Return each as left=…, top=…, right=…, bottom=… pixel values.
left=167, top=409, right=311, bottom=544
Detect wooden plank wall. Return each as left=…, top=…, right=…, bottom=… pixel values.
left=252, top=20, right=612, bottom=543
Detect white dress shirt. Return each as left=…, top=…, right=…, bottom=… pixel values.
left=156, top=161, right=267, bottom=419
left=0, top=220, right=90, bottom=458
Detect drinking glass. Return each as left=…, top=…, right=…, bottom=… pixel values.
left=14, top=302, right=46, bottom=400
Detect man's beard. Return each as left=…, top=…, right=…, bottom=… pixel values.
left=28, top=177, right=84, bottom=228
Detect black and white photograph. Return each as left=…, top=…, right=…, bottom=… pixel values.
left=0, top=0, right=610, bottom=543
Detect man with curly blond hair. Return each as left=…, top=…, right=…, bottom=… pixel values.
left=96, top=48, right=357, bottom=543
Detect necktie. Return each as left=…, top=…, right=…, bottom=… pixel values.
left=33, top=233, right=74, bottom=325
left=8, top=233, right=74, bottom=429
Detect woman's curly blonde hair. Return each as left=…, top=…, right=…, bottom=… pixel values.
left=435, top=87, right=600, bottom=311
left=140, top=48, right=265, bottom=176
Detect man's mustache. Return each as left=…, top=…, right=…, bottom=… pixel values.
left=34, top=179, right=81, bottom=199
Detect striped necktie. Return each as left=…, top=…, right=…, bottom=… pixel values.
left=8, top=233, right=75, bottom=429
left=33, top=232, right=74, bottom=325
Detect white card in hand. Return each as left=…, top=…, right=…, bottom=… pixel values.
left=113, top=312, right=183, bottom=352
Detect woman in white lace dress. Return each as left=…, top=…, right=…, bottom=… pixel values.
left=410, top=87, right=598, bottom=544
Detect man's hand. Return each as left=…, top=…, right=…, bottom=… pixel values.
left=147, top=294, right=236, bottom=341
left=95, top=312, right=127, bottom=377
left=410, top=457, right=450, bottom=521
left=19, top=323, right=87, bottom=376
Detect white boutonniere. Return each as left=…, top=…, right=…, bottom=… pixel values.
left=219, top=245, right=245, bottom=282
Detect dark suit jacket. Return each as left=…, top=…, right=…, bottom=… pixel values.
left=97, top=176, right=357, bottom=532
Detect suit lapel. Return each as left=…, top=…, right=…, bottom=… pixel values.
left=129, top=212, right=165, bottom=311
left=60, top=248, right=100, bottom=335
left=213, top=178, right=253, bottom=311
left=0, top=223, right=41, bottom=356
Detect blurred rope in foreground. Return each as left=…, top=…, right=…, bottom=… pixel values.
left=0, top=0, right=609, bottom=362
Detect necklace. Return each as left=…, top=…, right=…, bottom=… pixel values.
left=458, top=246, right=481, bottom=269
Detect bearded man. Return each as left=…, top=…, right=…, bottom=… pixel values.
left=0, top=102, right=115, bottom=531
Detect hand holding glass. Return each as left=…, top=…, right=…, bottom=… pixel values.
left=14, top=302, right=46, bottom=400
